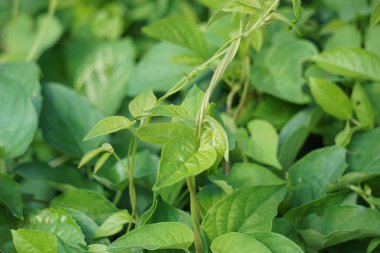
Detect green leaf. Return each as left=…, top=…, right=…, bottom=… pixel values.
left=3, top=14, right=62, bottom=61
left=351, top=82, right=374, bottom=128
left=141, top=196, right=192, bottom=229
left=0, top=62, right=41, bottom=112
left=51, top=189, right=118, bottom=224
left=211, top=232, right=270, bottom=253
left=324, top=25, right=361, bottom=50
left=128, top=89, right=157, bottom=118
left=291, top=0, right=302, bottom=23
left=252, top=38, right=317, bottom=103
left=181, top=86, right=205, bottom=120
left=298, top=205, right=380, bottom=250
left=73, top=39, right=136, bottom=115
left=41, top=84, right=105, bottom=157
left=25, top=208, right=85, bottom=245
left=84, top=116, right=135, bottom=141
left=153, top=131, right=217, bottom=190
left=309, top=77, right=352, bottom=120
left=142, top=16, right=208, bottom=57
left=227, top=163, right=283, bottom=189
left=278, top=107, right=322, bottom=169
left=137, top=123, right=194, bottom=145
left=146, top=105, right=191, bottom=119
left=197, top=184, right=228, bottom=217
left=368, top=237, right=380, bottom=253
left=78, top=147, right=105, bottom=169
left=201, top=185, right=286, bottom=242
left=365, top=26, right=380, bottom=57
left=200, top=116, right=229, bottom=161
left=248, top=232, right=305, bottom=253
left=12, top=229, right=57, bottom=253
left=0, top=74, right=38, bottom=159
left=312, top=48, right=380, bottom=82
left=94, top=210, right=133, bottom=239
left=0, top=173, right=23, bottom=219
left=334, top=122, right=354, bottom=147
left=94, top=152, right=112, bottom=174
left=347, top=127, right=380, bottom=172
left=371, top=2, right=380, bottom=26
left=287, top=146, right=347, bottom=207
left=236, top=119, right=281, bottom=169
left=108, top=222, right=193, bottom=252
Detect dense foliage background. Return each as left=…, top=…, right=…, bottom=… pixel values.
left=1, top=0, right=380, bottom=252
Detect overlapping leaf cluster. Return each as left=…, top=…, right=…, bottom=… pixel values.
left=1, top=0, right=380, bottom=253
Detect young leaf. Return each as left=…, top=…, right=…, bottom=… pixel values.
left=137, top=123, right=194, bottom=144
left=201, top=185, right=286, bottom=242
left=197, top=184, right=228, bottom=217
left=94, top=152, right=111, bottom=174
left=309, top=77, right=352, bottom=120
left=312, top=48, right=380, bottom=82
left=146, top=105, right=191, bottom=119
left=291, top=0, right=302, bottom=23
left=351, top=82, right=374, bottom=128
left=107, top=222, right=193, bottom=252
left=200, top=116, right=229, bottom=161
left=371, top=2, right=380, bottom=26
left=0, top=173, right=23, bottom=219
left=128, top=89, right=157, bottom=118
left=335, top=122, right=354, bottom=147
left=181, top=86, right=205, bottom=120
left=93, top=210, right=133, bottom=239
left=142, top=16, right=208, bottom=57
left=153, top=132, right=217, bottom=191
left=78, top=147, right=105, bottom=169
left=211, top=232, right=270, bottom=253
left=12, top=229, right=57, bottom=253
left=84, top=116, right=136, bottom=141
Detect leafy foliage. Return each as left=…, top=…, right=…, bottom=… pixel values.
left=2, top=0, right=380, bottom=253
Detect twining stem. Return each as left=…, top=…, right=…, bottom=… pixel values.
left=186, top=176, right=202, bottom=253
left=26, top=0, right=58, bottom=61
left=233, top=56, right=251, bottom=120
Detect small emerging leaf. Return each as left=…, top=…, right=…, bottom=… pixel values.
left=146, top=105, right=191, bottom=119
left=94, top=152, right=111, bottom=174
left=84, top=116, right=136, bottom=141
left=129, top=89, right=157, bottom=118
left=94, top=210, right=133, bottom=239
left=78, top=147, right=104, bottom=168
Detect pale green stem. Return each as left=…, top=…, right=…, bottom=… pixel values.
left=113, top=190, right=123, bottom=205
left=26, top=0, right=58, bottom=61
left=127, top=137, right=138, bottom=232
left=186, top=176, right=202, bottom=253
left=233, top=56, right=251, bottom=120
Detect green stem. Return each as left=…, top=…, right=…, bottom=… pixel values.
left=233, top=56, right=251, bottom=121
left=186, top=176, right=202, bottom=253
left=26, top=0, right=58, bottom=61
left=113, top=190, right=123, bottom=205
left=127, top=137, right=138, bottom=232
